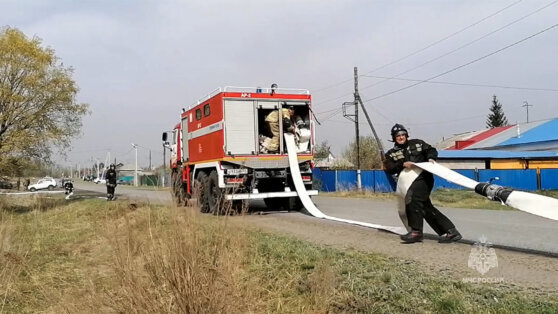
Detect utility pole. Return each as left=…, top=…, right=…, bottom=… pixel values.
left=342, top=67, right=363, bottom=190
left=354, top=71, right=385, bottom=163
left=354, top=67, right=361, bottom=190
left=522, top=101, right=532, bottom=123
left=132, top=143, right=138, bottom=186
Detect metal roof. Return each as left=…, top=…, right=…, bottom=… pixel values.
left=437, top=118, right=558, bottom=151
left=498, top=119, right=558, bottom=146
left=466, top=119, right=548, bottom=149
left=438, top=150, right=558, bottom=159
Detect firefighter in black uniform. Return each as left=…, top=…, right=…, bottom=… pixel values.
left=63, top=180, right=74, bottom=194
left=384, top=124, right=462, bottom=243
left=106, top=164, right=117, bottom=201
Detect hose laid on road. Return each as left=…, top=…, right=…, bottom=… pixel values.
left=397, top=162, right=558, bottom=224
left=0, top=190, right=65, bottom=196
left=285, top=133, right=407, bottom=235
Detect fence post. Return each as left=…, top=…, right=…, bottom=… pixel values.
left=335, top=170, right=338, bottom=192
left=537, top=168, right=542, bottom=191
left=474, top=168, right=479, bottom=182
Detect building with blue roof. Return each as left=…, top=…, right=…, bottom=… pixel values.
left=436, top=118, right=558, bottom=170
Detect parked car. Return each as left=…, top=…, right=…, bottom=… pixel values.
left=83, top=175, right=96, bottom=182
left=28, top=177, right=57, bottom=192
left=0, top=177, right=13, bottom=189
left=117, top=179, right=130, bottom=185
left=93, top=177, right=106, bottom=184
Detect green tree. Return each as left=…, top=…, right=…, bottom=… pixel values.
left=342, top=136, right=382, bottom=169
left=314, top=140, right=331, bottom=160
left=486, top=95, right=508, bottom=128
left=0, top=27, right=89, bottom=167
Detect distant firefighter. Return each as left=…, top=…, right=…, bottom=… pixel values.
left=106, top=163, right=118, bottom=201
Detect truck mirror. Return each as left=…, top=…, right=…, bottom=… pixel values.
left=162, top=132, right=168, bottom=142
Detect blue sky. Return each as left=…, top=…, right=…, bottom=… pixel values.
left=2, top=0, right=557, bottom=167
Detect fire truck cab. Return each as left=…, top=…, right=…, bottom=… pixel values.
left=163, top=86, right=318, bottom=214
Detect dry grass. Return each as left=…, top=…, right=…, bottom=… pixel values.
left=92, top=206, right=254, bottom=313
left=1, top=196, right=557, bottom=313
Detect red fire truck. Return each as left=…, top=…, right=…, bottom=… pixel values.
left=162, top=86, right=318, bottom=214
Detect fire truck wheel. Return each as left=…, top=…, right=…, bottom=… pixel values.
left=231, top=200, right=248, bottom=214
left=283, top=197, right=303, bottom=212
left=207, top=171, right=224, bottom=215
left=194, top=172, right=209, bottom=213
left=264, top=198, right=283, bottom=210
left=171, top=171, right=184, bottom=206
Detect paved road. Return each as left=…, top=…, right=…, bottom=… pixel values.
left=73, top=181, right=558, bottom=255
left=311, top=197, right=558, bottom=255
left=73, top=181, right=172, bottom=204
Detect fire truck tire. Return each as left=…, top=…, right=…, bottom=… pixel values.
left=194, top=172, right=209, bottom=213
left=231, top=200, right=248, bottom=213
left=263, top=198, right=282, bottom=210
left=171, top=171, right=184, bottom=206
left=264, top=197, right=303, bottom=211
left=207, top=171, right=224, bottom=215
left=283, top=197, right=303, bottom=211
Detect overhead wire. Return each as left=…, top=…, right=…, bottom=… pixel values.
left=319, top=108, right=344, bottom=122
left=362, top=22, right=558, bottom=103
left=361, top=75, right=558, bottom=92
left=362, top=0, right=525, bottom=77
left=359, top=0, right=558, bottom=92
left=310, top=0, right=523, bottom=101
left=406, top=114, right=487, bottom=126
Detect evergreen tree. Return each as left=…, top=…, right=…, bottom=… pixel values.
left=486, top=95, right=509, bottom=128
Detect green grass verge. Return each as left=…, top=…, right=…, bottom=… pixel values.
left=1, top=196, right=557, bottom=312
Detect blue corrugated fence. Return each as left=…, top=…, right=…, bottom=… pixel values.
left=313, top=168, right=547, bottom=192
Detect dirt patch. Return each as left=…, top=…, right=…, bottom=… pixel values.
left=231, top=212, right=558, bottom=293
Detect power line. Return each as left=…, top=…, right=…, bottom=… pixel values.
left=319, top=108, right=344, bottom=122
left=310, top=0, right=523, bottom=95
left=315, top=107, right=343, bottom=115
left=359, top=0, right=558, bottom=92
left=362, top=75, right=558, bottom=92
left=362, top=22, right=558, bottom=103
left=406, top=114, right=487, bottom=126
left=362, top=0, right=524, bottom=77
left=312, top=78, right=354, bottom=93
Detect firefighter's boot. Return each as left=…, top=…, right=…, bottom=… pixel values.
left=438, top=228, right=462, bottom=243
left=400, top=230, right=423, bottom=243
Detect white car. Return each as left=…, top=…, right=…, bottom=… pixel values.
left=28, top=177, right=57, bottom=192
left=93, top=178, right=106, bottom=184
